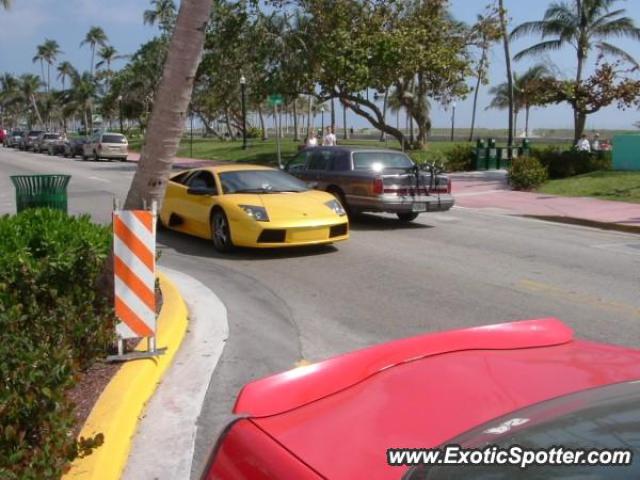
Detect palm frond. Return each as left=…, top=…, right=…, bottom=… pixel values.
left=514, top=40, right=564, bottom=61
left=596, top=41, right=639, bottom=67
left=510, top=21, right=549, bottom=40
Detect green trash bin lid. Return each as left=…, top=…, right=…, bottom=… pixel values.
left=10, top=174, right=71, bottom=213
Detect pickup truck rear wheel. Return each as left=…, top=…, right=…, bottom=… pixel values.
left=397, top=212, right=419, bottom=222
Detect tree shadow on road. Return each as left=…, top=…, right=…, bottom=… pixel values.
left=349, top=213, right=434, bottom=231
left=157, top=228, right=339, bottom=261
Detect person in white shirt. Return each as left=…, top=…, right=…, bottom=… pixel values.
left=591, top=132, right=601, bottom=151
left=576, top=134, right=591, bottom=152
left=306, top=131, right=318, bottom=147
left=323, top=126, right=337, bottom=146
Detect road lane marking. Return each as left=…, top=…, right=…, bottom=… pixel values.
left=518, top=278, right=640, bottom=317
left=88, top=176, right=111, bottom=183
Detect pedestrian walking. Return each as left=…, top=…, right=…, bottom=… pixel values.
left=323, top=126, right=337, bottom=146
left=306, top=131, right=318, bottom=147
left=576, top=134, right=591, bottom=152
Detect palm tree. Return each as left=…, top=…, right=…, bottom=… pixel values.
left=498, top=0, right=515, bottom=148
left=32, top=44, right=47, bottom=90
left=143, top=0, right=177, bottom=34
left=42, top=39, right=62, bottom=93
left=81, top=26, right=108, bottom=76
left=19, top=74, right=44, bottom=126
left=57, top=61, right=76, bottom=92
left=1, top=0, right=11, bottom=10
left=125, top=0, right=213, bottom=209
left=96, top=45, right=127, bottom=91
left=511, top=0, right=640, bottom=141
left=488, top=65, right=552, bottom=137
left=0, top=73, right=19, bottom=126
left=66, top=72, right=98, bottom=133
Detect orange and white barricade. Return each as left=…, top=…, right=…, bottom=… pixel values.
left=109, top=201, right=164, bottom=360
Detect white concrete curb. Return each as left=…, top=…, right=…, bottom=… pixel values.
left=122, top=267, right=229, bottom=480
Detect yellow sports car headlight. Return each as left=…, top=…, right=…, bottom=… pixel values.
left=325, top=199, right=347, bottom=216
left=239, top=205, right=269, bottom=222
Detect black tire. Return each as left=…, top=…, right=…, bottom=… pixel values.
left=82, top=154, right=88, bottom=161
left=210, top=209, right=234, bottom=253
left=397, top=212, right=420, bottom=222
left=93, top=151, right=99, bottom=162
left=47, top=148, right=52, bottom=156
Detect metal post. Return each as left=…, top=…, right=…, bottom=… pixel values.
left=240, top=76, right=247, bottom=149
left=450, top=103, right=456, bottom=142
left=275, top=104, right=282, bottom=169
left=190, top=111, right=194, bottom=158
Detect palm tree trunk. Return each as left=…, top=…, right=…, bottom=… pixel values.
left=124, top=0, right=213, bottom=209
left=342, top=99, right=348, bottom=140
left=307, top=95, right=312, bottom=135
left=40, top=60, right=45, bottom=90
left=525, top=105, right=530, bottom=138
left=330, top=97, right=335, bottom=129
left=379, top=90, right=388, bottom=142
left=292, top=101, right=299, bottom=141
left=90, top=45, right=95, bottom=76
left=46, top=63, right=50, bottom=94
left=258, top=105, right=267, bottom=140
left=469, top=50, right=486, bottom=142
left=499, top=0, right=514, bottom=149
left=30, top=95, right=43, bottom=126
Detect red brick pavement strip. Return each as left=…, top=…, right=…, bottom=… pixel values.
left=449, top=172, right=640, bottom=230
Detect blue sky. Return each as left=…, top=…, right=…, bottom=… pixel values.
left=1, top=0, right=639, bottom=132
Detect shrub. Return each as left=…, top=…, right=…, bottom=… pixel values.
left=508, top=156, right=549, bottom=190
left=531, top=147, right=612, bottom=179
left=444, top=144, right=476, bottom=172
left=410, top=149, right=448, bottom=168
left=0, top=209, right=113, bottom=480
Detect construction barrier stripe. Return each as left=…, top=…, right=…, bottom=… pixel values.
left=132, top=210, right=153, bottom=233
left=113, top=209, right=156, bottom=339
left=114, top=215, right=155, bottom=272
left=115, top=295, right=154, bottom=338
left=113, top=236, right=155, bottom=287
left=114, top=256, right=155, bottom=311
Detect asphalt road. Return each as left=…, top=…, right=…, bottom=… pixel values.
left=1, top=147, right=639, bottom=477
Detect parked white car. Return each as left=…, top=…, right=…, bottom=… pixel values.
left=82, top=132, right=128, bottom=161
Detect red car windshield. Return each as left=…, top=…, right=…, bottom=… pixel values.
left=404, top=381, right=640, bottom=479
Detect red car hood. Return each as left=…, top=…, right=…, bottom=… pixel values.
left=234, top=319, right=640, bottom=479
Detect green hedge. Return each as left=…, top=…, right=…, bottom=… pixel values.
left=0, top=209, right=113, bottom=480
left=530, top=147, right=612, bottom=179
left=508, top=156, right=549, bottom=190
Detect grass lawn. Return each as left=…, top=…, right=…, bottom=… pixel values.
left=129, top=136, right=475, bottom=166
left=538, top=171, right=640, bottom=204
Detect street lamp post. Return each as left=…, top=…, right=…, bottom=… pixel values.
left=450, top=102, right=457, bottom=142
left=320, top=104, right=325, bottom=133
left=117, top=95, right=123, bottom=134
left=240, top=75, right=247, bottom=149
left=189, top=107, right=194, bottom=158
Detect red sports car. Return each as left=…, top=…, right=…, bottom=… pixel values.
left=202, top=318, right=640, bottom=479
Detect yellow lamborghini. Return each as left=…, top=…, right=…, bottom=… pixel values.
left=159, top=164, right=349, bottom=252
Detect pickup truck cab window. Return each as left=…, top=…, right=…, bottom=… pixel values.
left=286, top=151, right=310, bottom=173
left=331, top=153, right=351, bottom=171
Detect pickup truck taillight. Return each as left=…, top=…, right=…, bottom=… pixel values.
left=373, top=177, right=384, bottom=195
left=432, top=178, right=452, bottom=194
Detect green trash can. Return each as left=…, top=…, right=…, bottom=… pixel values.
left=520, top=138, right=531, bottom=157
left=475, top=138, right=488, bottom=170
left=10, top=175, right=71, bottom=213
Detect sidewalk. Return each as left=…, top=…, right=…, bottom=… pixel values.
left=450, top=171, right=640, bottom=230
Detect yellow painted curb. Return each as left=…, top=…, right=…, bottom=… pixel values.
left=62, top=272, right=188, bottom=480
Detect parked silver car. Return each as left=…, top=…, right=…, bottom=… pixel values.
left=82, top=132, right=128, bottom=161
left=34, top=132, right=64, bottom=153
left=286, top=147, right=454, bottom=222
